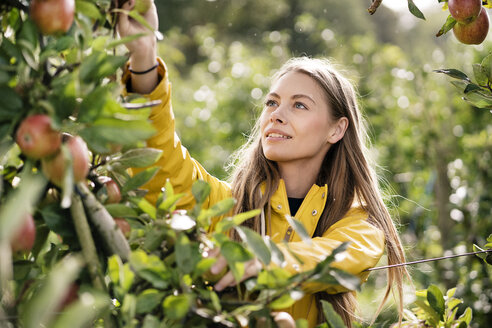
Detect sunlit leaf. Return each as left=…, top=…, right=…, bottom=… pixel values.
left=285, top=215, right=311, bottom=245
left=136, top=289, right=164, bottom=314
left=434, top=68, right=470, bottom=81
left=163, top=294, right=190, bottom=320
left=407, top=0, right=425, bottom=20
left=320, top=300, right=346, bottom=328
left=235, top=226, right=271, bottom=265
left=111, top=148, right=163, bottom=168
left=192, top=180, right=211, bottom=204
left=427, top=284, right=445, bottom=320
left=436, top=15, right=455, bottom=37
left=121, top=167, right=159, bottom=194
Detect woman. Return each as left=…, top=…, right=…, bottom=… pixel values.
left=118, top=1, right=408, bottom=326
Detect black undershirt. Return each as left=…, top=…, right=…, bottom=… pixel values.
left=288, top=197, right=304, bottom=216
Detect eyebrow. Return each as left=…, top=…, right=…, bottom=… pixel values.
left=267, top=92, right=316, bottom=105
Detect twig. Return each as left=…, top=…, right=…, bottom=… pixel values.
left=76, top=183, right=130, bottom=261
left=3, top=0, right=28, bottom=12
left=70, top=193, right=106, bottom=290
left=366, top=249, right=492, bottom=271
left=368, top=0, right=383, bottom=15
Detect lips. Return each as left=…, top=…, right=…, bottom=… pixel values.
left=264, top=129, right=292, bottom=139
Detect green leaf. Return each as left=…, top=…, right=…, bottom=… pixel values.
left=163, top=294, right=190, bottom=320
left=481, top=53, right=492, bottom=81
left=136, top=289, right=164, bottom=314
left=121, top=167, right=159, bottom=194
left=20, top=255, right=84, bottom=328
left=446, top=287, right=457, bottom=299
left=175, top=233, right=201, bottom=274
left=142, top=315, right=160, bottom=328
left=266, top=237, right=285, bottom=267
left=464, top=83, right=483, bottom=94
left=407, top=0, right=426, bottom=20
left=105, top=204, right=138, bottom=218
left=39, top=203, right=79, bottom=246
left=198, top=198, right=236, bottom=227
left=463, top=91, right=492, bottom=109
left=434, top=68, right=470, bottom=81
left=143, top=227, right=167, bottom=252
left=320, top=300, right=346, bottom=328
left=111, top=148, right=163, bottom=168
left=235, top=226, right=271, bottom=265
left=257, top=268, right=290, bottom=288
left=192, top=180, right=211, bottom=204
left=473, top=244, right=487, bottom=260
left=214, top=209, right=261, bottom=234
left=221, top=241, right=254, bottom=263
left=473, top=63, right=489, bottom=86
left=269, top=291, right=302, bottom=310
left=285, top=215, right=311, bottom=244
left=79, top=52, right=128, bottom=84
left=487, top=234, right=492, bottom=243
left=51, top=290, right=111, bottom=328
left=436, top=15, right=456, bottom=37
left=130, top=250, right=170, bottom=289
left=427, top=284, right=445, bottom=320
left=130, top=197, right=156, bottom=219
left=457, top=307, right=472, bottom=325
left=80, top=117, right=156, bottom=151
left=329, top=268, right=361, bottom=291
left=0, top=171, right=46, bottom=243
left=0, top=86, right=22, bottom=120
left=107, top=255, right=122, bottom=285
left=75, top=0, right=103, bottom=20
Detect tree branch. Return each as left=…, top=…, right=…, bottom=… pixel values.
left=70, top=193, right=106, bottom=291
left=76, top=183, right=130, bottom=262
left=367, top=0, right=383, bottom=15
left=3, top=0, right=28, bottom=12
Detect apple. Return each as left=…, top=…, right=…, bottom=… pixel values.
left=448, top=0, right=482, bottom=23
left=30, top=0, right=75, bottom=35
left=98, top=177, right=122, bottom=204
left=11, top=213, right=36, bottom=253
left=114, top=218, right=131, bottom=238
left=134, top=0, right=151, bottom=14
left=453, top=7, right=490, bottom=44
left=16, top=114, right=61, bottom=159
left=56, top=283, right=79, bottom=312
left=41, top=134, right=90, bottom=186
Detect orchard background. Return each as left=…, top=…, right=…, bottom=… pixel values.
left=1, top=0, right=492, bottom=327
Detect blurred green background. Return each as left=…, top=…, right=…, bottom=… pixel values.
left=151, top=1, right=491, bottom=326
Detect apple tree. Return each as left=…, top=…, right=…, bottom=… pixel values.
left=0, top=1, right=363, bottom=327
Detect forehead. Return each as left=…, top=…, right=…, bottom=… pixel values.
left=270, top=71, right=325, bottom=99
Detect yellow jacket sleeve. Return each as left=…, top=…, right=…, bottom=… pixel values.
left=123, top=58, right=231, bottom=209
left=278, top=207, right=385, bottom=294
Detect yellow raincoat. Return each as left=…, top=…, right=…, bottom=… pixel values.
left=123, top=58, right=385, bottom=327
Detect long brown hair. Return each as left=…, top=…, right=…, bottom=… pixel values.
left=228, top=57, right=408, bottom=326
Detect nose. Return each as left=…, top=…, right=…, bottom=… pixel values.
left=270, top=105, right=286, bottom=124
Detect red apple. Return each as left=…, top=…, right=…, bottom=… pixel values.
left=98, top=177, right=122, bottom=204
left=453, top=7, right=490, bottom=44
left=114, top=218, right=131, bottom=238
left=30, top=0, right=75, bottom=35
left=41, top=134, right=90, bottom=186
left=448, top=0, right=482, bottom=23
left=56, top=283, right=79, bottom=312
left=16, top=114, right=61, bottom=159
left=11, top=213, right=36, bottom=253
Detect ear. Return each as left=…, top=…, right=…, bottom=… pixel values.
left=327, top=117, right=348, bottom=144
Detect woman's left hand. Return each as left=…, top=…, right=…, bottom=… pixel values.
left=209, top=249, right=262, bottom=292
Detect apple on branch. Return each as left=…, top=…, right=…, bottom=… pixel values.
left=448, top=0, right=482, bottom=23
left=41, top=134, right=90, bottom=186
left=16, top=114, right=61, bottom=159
left=30, top=0, right=75, bottom=35
left=453, top=7, right=490, bottom=45
left=10, top=213, right=36, bottom=254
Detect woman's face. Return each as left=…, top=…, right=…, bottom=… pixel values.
left=260, top=71, right=343, bottom=169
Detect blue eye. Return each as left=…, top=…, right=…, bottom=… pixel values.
left=265, top=99, right=277, bottom=107
left=295, top=102, right=307, bottom=109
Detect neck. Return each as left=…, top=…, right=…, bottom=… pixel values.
left=278, top=162, right=319, bottom=198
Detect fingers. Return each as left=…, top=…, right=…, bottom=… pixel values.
left=210, top=254, right=227, bottom=275
left=213, top=259, right=262, bottom=292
